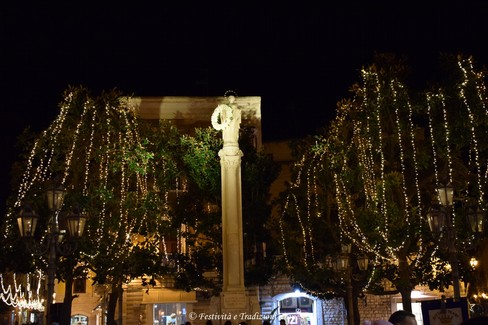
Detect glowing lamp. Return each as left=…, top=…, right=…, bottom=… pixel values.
left=436, top=183, right=454, bottom=207
left=466, top=205, right=485, bottom=233
left=17, top=204, right=39, bottom=237
left=325, top=255, right=334, bottom=269
left=45, top=180, right=66, bottom=211
left=357, top=255, right=369, bottom=271
left=341, top=243, right=352, bottom=254
left=470, top=257, right=479, bottom=269
left=427, top=204, right=447, bottom=237
left=66, top=208, right=87, bottom=238
left=336, top=255, right=349, bottom=271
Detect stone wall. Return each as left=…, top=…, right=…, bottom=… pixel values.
left=259, top=274, right=295, bottom=299
left=123, top=279, right=146, bottom=325
left=321, top=298, right=347, bottom=325
left=357, top=294, right=393, bottom=323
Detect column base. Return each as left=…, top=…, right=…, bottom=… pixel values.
left=217, top=289, right=260, bottom=325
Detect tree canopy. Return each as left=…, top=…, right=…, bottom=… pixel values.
left=277, top=54, right=488, bottom=317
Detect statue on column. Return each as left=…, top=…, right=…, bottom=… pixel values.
left=211, top=92, right=246, bottom=295
left=211, top=94, right=241, bottom=147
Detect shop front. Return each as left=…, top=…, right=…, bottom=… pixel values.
left=138, top=288, right=196, bottom=325
left=273, top=292, right=323, bottom=325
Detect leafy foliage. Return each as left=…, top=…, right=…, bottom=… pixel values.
left=276, top=53, right=488, bottom=315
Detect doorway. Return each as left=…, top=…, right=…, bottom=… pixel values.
left=277, top=293, right=316, bottom=325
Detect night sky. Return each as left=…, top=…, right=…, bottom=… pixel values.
left=1, top=2, right=488, bottom=213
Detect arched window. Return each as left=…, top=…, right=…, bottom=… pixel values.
left=71, top=314, right=88, bottom=325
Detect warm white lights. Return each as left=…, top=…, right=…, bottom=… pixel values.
left=470, top=257, right=479, bottom=269
left=0, top=271, right=44, bottom=311
left=279, top=56, right=488, bottom=298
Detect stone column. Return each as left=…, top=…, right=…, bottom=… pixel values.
left=212, top=95, right=252, bottom=322
left=212, top=95, right=245, bottom=293
left=219, top=146, right=245, bottom=291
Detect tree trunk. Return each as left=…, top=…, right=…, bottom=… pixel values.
left=398, top=251, right=413, bottom=312
left=352, top=294, right=360, bottom=325
left=345, top=273, right=354, bottom=325
left=60, top=273, right=74, bottom=325
left=352, top=284, right=363, bottom=325
left=400, top=289, right=413, bottom=312
left=106, top=282, right=122, bottom=325
left=343, top=293, right=352, bottom=325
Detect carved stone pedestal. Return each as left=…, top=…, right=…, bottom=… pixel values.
left=219, top=289, right=260, bottom=325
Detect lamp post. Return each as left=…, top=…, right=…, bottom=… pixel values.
left=427, top=182, right=461, bottom=301
left=426, top=183, right=485, bottom=301
left=17, top=179, right=86, bottom=325
left=336, top=244, right=369, bottom=325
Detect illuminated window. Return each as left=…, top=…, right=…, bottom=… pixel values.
left=153, top=303, right=187, bottom=325
left=71, top=314, right=88, bottom=324
left=279, top=297, right=314, bottom=313
left=73, top=278, right=86, bottom=294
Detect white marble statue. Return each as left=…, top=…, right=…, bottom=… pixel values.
left=211, top=95, right=241, bottom=146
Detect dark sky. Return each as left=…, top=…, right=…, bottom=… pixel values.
left=1, top=2, right=488, bottom=212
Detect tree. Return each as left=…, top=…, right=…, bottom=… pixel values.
left=139, top=122, right=224, bottom=295
left=277, top=53, right=488, bottom=320
left=329, top=54, right=434, bottom=313
left=140, top=122, right=280, bottom=295
left=240, top=127, right=281, bottom=285
left=1, top=86, right=158, bottom=325
left=276, top=134, right=369, bottom=324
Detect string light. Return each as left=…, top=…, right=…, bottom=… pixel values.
left=0, top=271, right=44, bottom=311
left=3, top=88, right=193, bottom=303
left=458, top=57, right=486, bottom=204
left=279, top=56, right=488, bottom=298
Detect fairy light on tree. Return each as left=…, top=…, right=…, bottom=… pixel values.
left=0, top=88, right=277, bottom=324
left=277, top=54, right=488, bottom=317
left=0, top=86, right=165, bottom=325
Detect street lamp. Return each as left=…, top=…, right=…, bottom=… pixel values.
left=17, top=179, right=86, bottom=325
left=17, top=204, right=39, bottom=238
left=336, top=244, right=369, bottom=325
left=466, top=205, right=485, bottom=234
left=336, top=244, right=354, bottom=325
left=357, top=255, right=369, bottom=272
left=427, top=183, right=461, bottom=301
left=66, top=206, right=87, bottom=238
